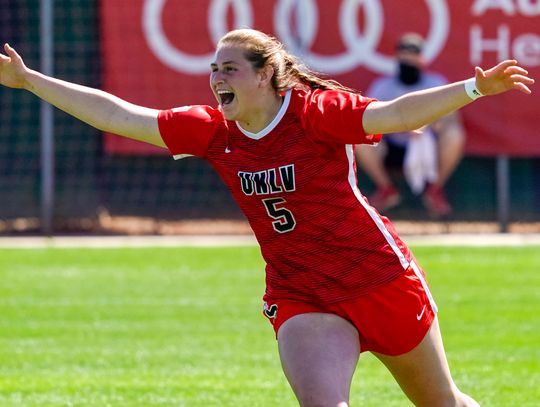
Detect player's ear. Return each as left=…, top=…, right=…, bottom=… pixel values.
left=258, top=65, right=274, bottom=88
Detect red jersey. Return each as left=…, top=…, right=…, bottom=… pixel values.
left=158, top=88, right=415, bottom=304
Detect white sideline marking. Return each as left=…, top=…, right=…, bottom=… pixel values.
left=0, top=233, right=540, bottom=248
left=403, top=233, right=540, bottom=247
left=0, top=235, right=258, bottom=248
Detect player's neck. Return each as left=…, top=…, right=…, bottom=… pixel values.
left=237, top=93, right=284, bottom=133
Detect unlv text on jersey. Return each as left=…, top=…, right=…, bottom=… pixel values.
left=238, top=164, right=296, bottom=196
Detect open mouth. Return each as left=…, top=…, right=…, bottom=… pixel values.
left=217, top=90, right=235, bottom=106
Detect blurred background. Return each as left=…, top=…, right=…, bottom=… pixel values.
left=1, top=0, right=539, bottom=235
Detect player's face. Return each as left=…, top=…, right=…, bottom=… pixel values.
left=210, top=46, right=265, bottom=122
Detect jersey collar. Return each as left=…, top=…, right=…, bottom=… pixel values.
left=235, top=89, right=292, bottom=140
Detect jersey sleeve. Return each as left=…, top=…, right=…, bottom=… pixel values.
left=302, top=89, right=382, bottom=145
left=158, top=105, right=226, bottom=159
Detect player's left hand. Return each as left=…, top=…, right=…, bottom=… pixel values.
left=475, top=60, right=534, bottom=96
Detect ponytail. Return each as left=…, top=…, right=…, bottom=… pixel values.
left=280, top=53, right=358, bottom=93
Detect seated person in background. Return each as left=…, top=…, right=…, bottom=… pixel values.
left=355, top=33, right=466, bottom=217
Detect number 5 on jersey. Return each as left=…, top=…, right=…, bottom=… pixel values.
left=262, top=197, right=296, bottom=233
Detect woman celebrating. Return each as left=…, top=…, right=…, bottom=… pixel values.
left=0, top=29, right=533, bottom=406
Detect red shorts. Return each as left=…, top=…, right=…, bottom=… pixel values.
left=262, top=261, right=437, bottom=356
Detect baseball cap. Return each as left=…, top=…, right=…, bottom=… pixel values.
left=396, top=33, right=424, bottom=54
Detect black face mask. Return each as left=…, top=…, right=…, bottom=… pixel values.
left=398, top=62, right=422, bottom=85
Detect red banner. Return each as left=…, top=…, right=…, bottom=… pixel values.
left=101, top=0, right=540, bottom=156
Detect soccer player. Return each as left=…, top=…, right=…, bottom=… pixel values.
left=0, top=30, right=533, bottom=406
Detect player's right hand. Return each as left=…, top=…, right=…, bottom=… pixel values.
left=0, top=43, right=29, bottom=89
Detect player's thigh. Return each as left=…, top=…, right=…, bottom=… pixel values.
left=277, top=312, right=360, bottom=406
left=373, top=317, right=464, bottom=407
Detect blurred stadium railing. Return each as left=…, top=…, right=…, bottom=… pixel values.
left=1, top=0, right=539, bottom=235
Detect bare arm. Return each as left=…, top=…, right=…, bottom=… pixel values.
left=363, top=60, right=534, bottom=135
left=0, top=43, right=165, bottom=147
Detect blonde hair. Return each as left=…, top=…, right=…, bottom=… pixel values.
left=217, top=29, right=358, bottom=94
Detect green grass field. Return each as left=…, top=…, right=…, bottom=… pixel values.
left=1, top=245, right=539, bottom=406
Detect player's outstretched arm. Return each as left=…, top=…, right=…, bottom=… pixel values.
left=363, top=60, right=534, bottom=136
left=0, top=43, right=165, bottom=147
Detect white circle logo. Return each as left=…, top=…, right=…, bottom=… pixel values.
left=143, top=0, right=449, bottom=75
left=143, top=0, right=253, bottom=74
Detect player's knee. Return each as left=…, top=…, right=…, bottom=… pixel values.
left=295, top=390, right=349, bottom=407
left=458, top=391, right=480, bottom=407
left=298, top=399, right=349, bottom=407
left=413, top=388, right=479, bottom=407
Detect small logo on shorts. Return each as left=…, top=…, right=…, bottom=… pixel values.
left=263, top=302, right=278, bottom=319
left=416, top=305, right=427, bottom=321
